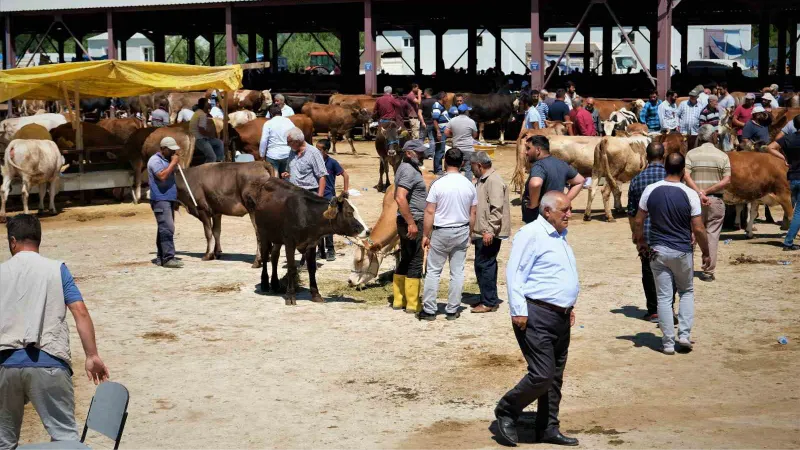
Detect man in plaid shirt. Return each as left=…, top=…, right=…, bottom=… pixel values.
left=628, top=142, right=666, bottom=322
left=639, top=91, right=662, bottom=132
left=678, top=88, right=703, bottom=147
left=535, top=90, right=549, bottom=123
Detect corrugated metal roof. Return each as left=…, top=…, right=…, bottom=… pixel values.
left=0, top=0, right=257, bottom=12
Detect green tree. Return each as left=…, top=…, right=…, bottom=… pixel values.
left=752, top=24, right=779, bottom=48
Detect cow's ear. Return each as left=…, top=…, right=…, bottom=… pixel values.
left=323, top=204, right=338, bottom=220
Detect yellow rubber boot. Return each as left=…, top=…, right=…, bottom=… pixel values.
left=392, top=275, right=407, bottom=309
left=404, top=277, right=422, bottom=313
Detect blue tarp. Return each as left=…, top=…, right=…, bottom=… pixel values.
left=711, top=36, right=744, bottom=57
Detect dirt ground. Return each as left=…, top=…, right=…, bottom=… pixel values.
left=3, top=139, right=799, bottom=449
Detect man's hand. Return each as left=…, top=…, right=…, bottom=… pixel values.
left=85, top=355, right=109, bottom=385
left=422, top=236, right=430, bottom=250
left=407, top=222, right=419, bottom=239
left=281, top=172, right=290, bottom=179
left=631, top=232, right=637, bottom=245
left=701, top=253, right=711, bottom=271
left=482, top=232, right=494, bottom=246
left=699, top=192, right=710, bottom=206
left=570, top=309, right=576, bottom=327
left=170, top=153, right=180, bottom=164
left=512, top=316, right=527, bottom=330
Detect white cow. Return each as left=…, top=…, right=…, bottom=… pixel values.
left=0, top=113, right=68, bottom=143
left=260, top=89, right=273, bottom=113
left=1, top=139, right=65, bottom=222
left=228, top=110, right=257, bottom=128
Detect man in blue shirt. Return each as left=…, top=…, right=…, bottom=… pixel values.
left=627, top=142, right=666, bottom=322
left=634, top=153, right=711, bottom=355
left=640, top=91, right=662, bottom=132
left=548, top=89, right=570, bottom=122
left=495, top=191, right=580, bottom=447
left=0, top=214, right=109, bottom=447
left=147, top=137, right=183, bottom=268
left=316, top=139, right=349, bottom=261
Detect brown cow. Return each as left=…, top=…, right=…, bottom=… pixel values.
left=229, top=115, right=314, bottom=159
left=226, top=90, right=266, bottom=113
left=126, top=126, right=195, bottom=204
left=591, top=99, right=643, bottom=121
left=98, top=117, right=146, bottom=143
left=168, top=91, right=212, bottom=123
left=301, top=103, right=371, bottom=154
left=626, top=123, right=649, bottom=136
left=11, top=124, right=52, bottom=141
left=652, top=131, right=687, bottom=156
left=329, top=94, right=377, bottom=138
left=375, top=121, right=407, bottom=192
left=769, top=107, right=800, bottom=141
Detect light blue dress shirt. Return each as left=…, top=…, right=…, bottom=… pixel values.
left=506, top=216, right=580, bottom=316
left=525, top=106, right=544, bottom=129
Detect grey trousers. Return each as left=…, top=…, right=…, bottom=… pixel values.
left=0, top=367, right=79, bottom=448
left=196, top=137, right=224, bottom=163
left=151, top=200, right=176, bottom=264
left=422, top=225, right=470, bottom=314
left=649, top=246, right=695, bottom=350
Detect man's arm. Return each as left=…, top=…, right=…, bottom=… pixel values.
left=526, top=176, right=544, bottom=210
left=422, top=201, right=436, bottom=249
left=395, top=187, right=416, bottom=231
left=155, top=156, right=179, bottom=181
left=691, top=215, right=711, bottom=270
left=317, top=176, right=326, bottom=198
left=258, top=122, right=270, bottom=158
left=633, top=208, right=648, bottom=252
left=702, top=175, right=731, bottom=196
left=444, top=125, right=453, bottom=138
left=68, top=302, right=110, bottom=385
left=469, top=205, right=477, bottom=234
left=732, top=109, right=745, bottom=128
left=767, top=140, right=789, bottom=164
left=565, top=173, right=585, bottom=201
left=341, top=169, right=350, bottom=194
left=506, top=230, right=536, bottom=328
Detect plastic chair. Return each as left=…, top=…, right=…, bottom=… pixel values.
left=19, top=381, right=129, bottom=450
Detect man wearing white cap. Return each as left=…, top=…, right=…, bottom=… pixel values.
left=762, top=92, right=779, bottom=109
left=147, top=137, right=183, bottom=269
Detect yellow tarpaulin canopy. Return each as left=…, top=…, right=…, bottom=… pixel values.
left=0, top=60, right=243, bottom=101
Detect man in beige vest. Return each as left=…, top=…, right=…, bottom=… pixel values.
left=0, top=215, right=109, bottom=447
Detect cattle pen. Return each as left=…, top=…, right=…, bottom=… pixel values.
left=0, top=60, right=242, bottom=199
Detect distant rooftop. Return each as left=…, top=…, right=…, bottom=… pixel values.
left=0, top=0, right=256, bottom=12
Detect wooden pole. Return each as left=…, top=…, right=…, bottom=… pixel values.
left=222, top=91, right=230, bottom=161
left=60, top=83, right=74, bottom=120
left=73, top=82, right=84, bottom=200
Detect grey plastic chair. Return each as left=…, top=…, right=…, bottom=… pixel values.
left=19, top=381, right=129, bottom=450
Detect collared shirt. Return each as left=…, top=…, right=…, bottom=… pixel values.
left=395, top=162, right=427, bottom=220
left=151, top=108, right=170, bottom=127
left=589, top=108, right=601, bottom=135
left=640, top=100, right=662, bottom=131
left=677, top=100, right=702, bottom=135
left=570, top=108, right=596, bottom=136
left=658, top=101, right=679, bottom=131
left=685, top=143, right=732, bottom=191
left=548, top=100, right=570, bottom=122
left=374, top=94, right=402, bottom=126
left=287, top=144, right=328, bottom=190
left=147, top=153, right=177, bottom=201
left=536, top=102, right=549, bottom=125
left=473, top=168, right=511, bottom=240
left=524, top=106, right=543, bottom=129
left=259, top=115, right=294, bottom=160
left=627, top=163, right=666, bottom=244
left=432, top=100, right=451, bottom=126
left=699, top=105, right=720, bottom=127
left=506, top=215, right=580, bottom=316
left=177, top=108, right=194, bottom=123
left=266, top=104, right=294, bottom=118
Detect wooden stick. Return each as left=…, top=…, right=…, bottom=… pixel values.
left=221, top=90, right=230, bottom=161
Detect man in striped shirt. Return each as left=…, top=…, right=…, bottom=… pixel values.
left=534, top=90, right=549, bottom=126
left=677, top=89, right=703, bottom=147
left=699, top=95, right=720, bottom=127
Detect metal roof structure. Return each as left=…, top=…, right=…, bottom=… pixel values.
left=0, top=0, right=256, bottom=13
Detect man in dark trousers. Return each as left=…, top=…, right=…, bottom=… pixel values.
left=495, top=191, right=580, bottom=447
left=148, top=137, right=183, bottom=268
left=522, top=135, right=584, bottom=224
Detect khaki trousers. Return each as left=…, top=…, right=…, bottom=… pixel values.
left=702, top=196, right=725, bottom=275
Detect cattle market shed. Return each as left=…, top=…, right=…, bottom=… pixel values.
left=0, top=60, right=241, bottom=196
left=1, top=0, right=799, bottom=98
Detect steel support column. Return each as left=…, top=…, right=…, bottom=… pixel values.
left=57, top=38, right=65, bottom=63
left=204, top=34, right=216, bottom=66
left=435, top=29, right=445, bottom=75
left=74, top=33, right=84, bottom=62
left=492, top=28, right=501, bottom=72
left=777, top=17, right=787, bottom=86
left=225, top=5, right=236, bottom=65
left=4, top=15, right=14, bottom=69
left=530, top=0, right=543, bottom=89
left=467, top=27, right=477, bottom=75
left=656, top=0, right=671, bottom=98
left=758, top=12, right=770, bottom=80
left=106, top=11, right=116, bottom=59
left=268, top=32, right=278, bottom=71
left=412, top=28, right=421, bottom=76
left=580, top=23, right=590, bottom=74
left=247, top=31, right=257, bottom=62
left=364, top=0, right=377, bottom=94
left=153, top=34, right=165, bottom=62
left=602, top=25, right=612, bottom=77
left=649, top=23, right=658, bottom=83
left=187, top=35, right=196, bottom=64
left=677, top=23, right=687, bottom=75
left=790, top=21, right=798, bottom=78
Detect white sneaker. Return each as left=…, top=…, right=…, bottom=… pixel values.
left=663, top=346, right=675, bottom=355
left=677, top=338, right=693, bottom=351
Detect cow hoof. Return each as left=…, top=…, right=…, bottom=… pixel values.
left=746, top=234, right=755, bottom=239
left=271, top=282, right=282, bottom=293
left=606, top=217, right=617, bottom=223
left=251, top=261, right=262, bottom=269
left=311, top=294, right=325, bottom=303
left=583, top=216, right=592, bottom=222
left=214, top=251, right=222, bottom=259
left=284, top=297, right=297, bottom=306
left=201, top=254, right=215, bottom=261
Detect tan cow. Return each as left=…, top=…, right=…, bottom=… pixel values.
left=1, top=139, right=65, bottom=222
left=585, top=136, right=649, bottom=222
left=125, top=126, right=195, bottom=204
left=168, top=91, right=212, bottom=123
left=329, top=94, right=377, bottom=139
left=0, top=114, right=68, bottom=150
left=97, top=117, right=146, bottom=143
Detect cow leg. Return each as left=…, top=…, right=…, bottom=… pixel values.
left=746, top=202, right=757, bottom=239
left=602, top=184, right=616, bottom=223
left=131, top=159, right=144, bottom=204
left=584, top=176, right=599, bottom=221
left=0, top=175, right=10, bottom=223
left=20, top=181, right=30, bottom=215
left=330, top=133, right=337, bottom=154
left=377, top=158, right=386, bottom=192
left=38, top=183, right=46, bottom=213
left=776, top=190, right=794, bottom=231
left=212, top=214, right=223, bottom=258
left=307, top=246, right=324, bottom=303
left=478, top=123, right=485, bottom=142
left=199, top=212, right=216, bottom=261
left=348, top=131, right=357, bottom=155
left=284, top=242, right=298, bottom=305
left=613, top=183, right=624, bottom=214
left=48, top=177, right=58, bottom=215
left=271, top=244, right=282, bottom=293
left=260, top=240, right=272, bottom=293
left=499, top=126, right=506, bottom=146
left=249, top=212, right=262, bottom=269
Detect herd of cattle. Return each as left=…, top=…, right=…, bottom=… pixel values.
left=0, top=87, right=797, bottom=303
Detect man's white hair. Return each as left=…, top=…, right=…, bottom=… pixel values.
left=384, top=86, right=392, bottom=94
left=696, top=124, right=717, bottom=146
left=539, top=191, right=564, bottom=215
left=286, top=127, right=305, bottom=143
left=274, top=93, right=285, bottom=101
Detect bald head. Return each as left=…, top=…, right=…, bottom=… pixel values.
left=540, top=191, right=571, bottom=233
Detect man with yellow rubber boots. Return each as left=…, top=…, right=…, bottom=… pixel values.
left=393, top=140, right=429, bottom=314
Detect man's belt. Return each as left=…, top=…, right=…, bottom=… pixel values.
left=527, top=298, right=573, bottom=315
left=433, top=223, right=469, bottom=230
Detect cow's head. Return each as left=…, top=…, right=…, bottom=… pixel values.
left=630, top=99, right=645, bottom=115
left=379, top=121, right=401, bottom=156
left=601, top=120, right=617, bottom=137
left=348, top=239, right=388, bottom=288
left=259, top=90, right=273, bottom=111
left=354, top=106, right=372, bottom=124
left=322, top=194, right=369, bottom=238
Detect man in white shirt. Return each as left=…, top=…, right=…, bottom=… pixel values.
left=210, top=105, right=225, bottom=119
left=494, top=191, right=579, bottom=447
left=418, top=149, right=478, bottom=321
left=658, top=90, right=679, bottom=132
left=177, top=107, right=195, bottom=123
left=266, top=94, right=295, bottom=118
left=259, top=105, right=296, bottom=175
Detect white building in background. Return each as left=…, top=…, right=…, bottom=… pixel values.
left=376, top=25, right=756, bottom=76
left=88, top=32, right=155, bottom=61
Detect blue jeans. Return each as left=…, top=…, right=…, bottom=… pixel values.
left=265, top=156, right=289, bottom=175
left=784, top=179, right=800, bottom=247
left=649, top=246, right=694, bottom=350
left=197, top=137, right=224, bottom=163
left=151, top=200, right=176, bottom=264
left=426, top=124, right=445, bottom=173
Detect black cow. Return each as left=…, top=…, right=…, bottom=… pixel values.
left=246, top=178, right=369, bottom=305
left=285, top=95, right=315, bottom=115
left=79, top=97, right=115, bottom=121
left=462, top=93, right=516, bottom=144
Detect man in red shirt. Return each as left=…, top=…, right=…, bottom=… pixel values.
left=732, top=93, right=755, bottom=136
left=406, top=83, right=423, bottom=138
left=373, top=86, right=405, bottom=129
left=568, top=97, right=596, bottom=136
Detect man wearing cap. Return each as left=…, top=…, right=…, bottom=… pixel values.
left=520, top=80, right=532, bottom=99
left=741, top=104, right=771, bottom=146
left=768, top=84, right=780, bottom=107
left=682, top=124, right=731, bottom=282
left=148, top=137, right=184, bottom=268
left=699, top=95, right=721, bottom=128
left=658, top=90, right=680, bottom=132
left=418, top=149, right=478, bottom=321
left=677, top=89, right=703, bottom=147
left=393, top=140, right=429, bottom=314
left=190, top=98, right=225, bottom=163
left=445, top=104, right=479, bottom=180
left=470, top=151, right=510, bottom=313
left=541, top=89, right=555, bottom=108
left=732, top=93, right=755, bottom=137
left=760, top=93, right=776, bottom=127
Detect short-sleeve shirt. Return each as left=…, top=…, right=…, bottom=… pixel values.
left=406, top=92, right=420, bottom=114
left=446, top=115, right=478, bottom=150
left=777, top=132, right=800, bottom=180
left=685, top=143, right=732, bottom=192
left=260, top=116, right=294, bottom=160
left=287, top=144, right=328, bottom=190
left=639, top=180, right=702, bottom=253
left=147, top=153, right=177, bottom=201
left=0, top=264, right=83, bottom=373
left=742, top=121, right=770, bottom=144
left=548, top=100, right=570, bottom=121
left=421, top=98, right=437, bottom=123
left=395, top=162, right=427, bottom=221
left=732, top=105, right=753, bottom=136
left=522, top=156, right=578, bottom=224
left=177, top=108, right=194, bottom=123
left=189, top=110, right=209, bottom=140
left=525, top=106, right=543, bottom=129
left=718, top=94, right=736, bottom=111
left=323, top=156, right=344, bottom=199
left=782, top=121, right=797, bottom=136
left=151, top=108, right=170, bottom=127
left=426, top=173, right=478, bottom=227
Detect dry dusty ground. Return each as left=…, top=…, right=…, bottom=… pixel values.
left=3, top=140, right=799, bottom=449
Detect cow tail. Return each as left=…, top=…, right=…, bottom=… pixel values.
left=4, top=141, right=32, bottom=175
left=598, top=138, right=619, bottom=193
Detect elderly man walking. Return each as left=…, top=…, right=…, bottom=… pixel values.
left=627, top=143, right=667, bottom=322
left=470, top=151, right=511, bottom=314
left=635, top=153, right=711, bottom=355
left=0, top=215, right=110, bottom=448
left=418, top=149, right=478, bottom=321
left=683, top=124, right=731, bottom=282
left=494, top=191, right=580, bottom=447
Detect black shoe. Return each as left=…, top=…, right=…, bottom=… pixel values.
left=698, top=273, right=715, bottom=282
left=326, top=250, right=336, bottom=262
left=446, top=312, right=461, bottom=321
left=495, top=416, right=518, bottom=446
left=539, top=432, right=579, bottom=446
left=416, top=311, right=436, bottom=321
left=784, top=244, right=800, bottom=251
